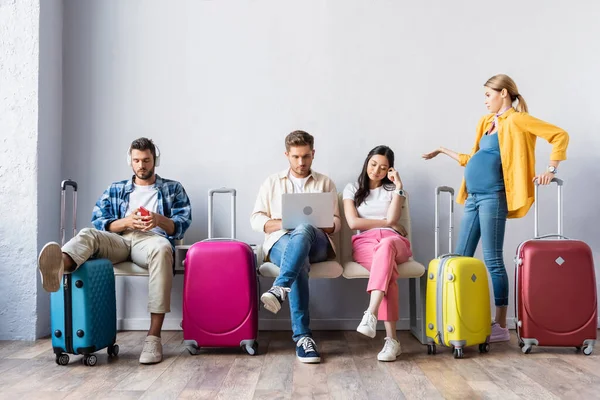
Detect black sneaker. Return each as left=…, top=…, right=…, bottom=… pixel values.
left=296, top=336, right=321, bottom=363
left=260, top=286, right=291, bottom=314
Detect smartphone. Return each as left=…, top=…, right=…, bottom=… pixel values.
left=139, top=206, right=150, bottom=216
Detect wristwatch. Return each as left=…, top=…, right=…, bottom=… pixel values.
left=547, top=165, right=558, bottom=174
left=395, top=189, right=406, bottom=197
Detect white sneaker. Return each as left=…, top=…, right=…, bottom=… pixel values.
left=357, top=311, right=377, bottom=338
left=377, top=337, right=402, bottom=362
left=139, top=335, right=163, bottom=364
left=38, top=242, right=65, bottom=292
left=260, top=286, right=291, bottom=314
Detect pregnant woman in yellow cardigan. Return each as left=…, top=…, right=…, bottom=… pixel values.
left=422, top=74, right=569, bottom=342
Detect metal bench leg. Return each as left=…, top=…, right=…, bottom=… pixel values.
left=409, top=274, right=428, bottom=344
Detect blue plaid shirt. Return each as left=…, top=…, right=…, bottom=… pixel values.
left=91, top=175, right=192, bottom=245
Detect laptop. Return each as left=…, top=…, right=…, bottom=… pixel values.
left=281, top=193, right=334, bottom=230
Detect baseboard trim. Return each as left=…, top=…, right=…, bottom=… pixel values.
left=118, top=318, right=182, bottom=331
left=258, top=318, right=413, bottom=331
left=117, top=318, right=413, bottom=331
left=118, top=318, right=600, bottom=331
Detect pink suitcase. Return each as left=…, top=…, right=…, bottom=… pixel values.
left=515, top=178, right=597, bottom=355
left=182, top=188, right=259, bottom=356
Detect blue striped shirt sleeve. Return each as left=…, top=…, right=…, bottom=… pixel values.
left=167, top=182, right=192, bottom=240
left=91, top=184, right=118, bottom=231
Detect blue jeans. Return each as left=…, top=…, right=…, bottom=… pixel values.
left=455, top=192, right=509, bottom=307
left=269, top=224, right=330, bottom=341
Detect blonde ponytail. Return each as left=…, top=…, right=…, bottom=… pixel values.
left=514, top=93, right=528, bottom=113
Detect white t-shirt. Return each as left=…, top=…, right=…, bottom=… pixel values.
left=126, top=183, right=164, bottom=235
left=288, top=171, right=310, bottom=193
left=343, top=182, right=396, bottom=233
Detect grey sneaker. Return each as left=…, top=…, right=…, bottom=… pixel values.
left=490, top=322, right=510, bottom=342
left=139, top=335, right=163, bottom=364
left=38, top=242, right=65, bottom=292
left=260, top=286, right=291, bottom=314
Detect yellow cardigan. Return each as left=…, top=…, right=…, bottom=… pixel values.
left=457, top=108, right=569, bottom=219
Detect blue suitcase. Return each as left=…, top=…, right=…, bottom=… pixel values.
left=50, top=180, right=118, bottom=366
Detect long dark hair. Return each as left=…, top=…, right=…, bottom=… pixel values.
left=354, top=145, right=396, bottom=208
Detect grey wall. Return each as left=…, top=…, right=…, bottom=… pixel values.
left=60, top=0, right=600, bottom=331
left=36, top=0, right=63, bottom=338
left=0, top=0, right=41, bottom=340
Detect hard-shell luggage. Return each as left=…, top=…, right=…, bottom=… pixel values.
left=425, top=186, right=491, bottom=358
left=182, top=188, right=259, bottom=356
left=516, top=178, right=597, bottom=355
left=50, top=179, right=118, bottom=366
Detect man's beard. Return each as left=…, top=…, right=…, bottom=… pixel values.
left=135, top=167, right=154, bottom=180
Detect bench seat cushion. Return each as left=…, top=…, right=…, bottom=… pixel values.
left=258, top=261, right=343, bottom=279
left=342, top=258, right=426, bottom=279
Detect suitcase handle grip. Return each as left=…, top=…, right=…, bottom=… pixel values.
left=434, top=186, right=454, bottom=258
left=60, top=179, right=78, bottom=246
left=534, top=178, right=563, bottom=238
left=436, top=186, right=454, bottom=195
left=208, top=187, right=236, bottom=239
left=536, top=177, right=563, bottom=186
left=209, top=188, right=236, bottom=196
left=61, top=179, right=78, bottom=191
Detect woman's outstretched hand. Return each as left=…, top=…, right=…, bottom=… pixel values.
left=422, top=148, right=442, bottom=160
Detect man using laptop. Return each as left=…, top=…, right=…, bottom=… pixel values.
left=250, top=130, right=340, bottom=363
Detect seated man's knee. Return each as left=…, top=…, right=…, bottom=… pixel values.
left=78, top=227, right=98, bottom=238
left=149, top=243, right=173, bottom=263
left=292, top=223, right=317, bottom=238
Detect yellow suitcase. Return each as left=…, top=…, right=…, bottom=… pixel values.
left=425, top=186, right=491, bottom=359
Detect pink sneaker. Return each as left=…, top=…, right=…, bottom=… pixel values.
left=490, top=322, right=510, bottom=342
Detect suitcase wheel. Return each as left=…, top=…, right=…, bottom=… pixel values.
left=243, top=342, right=259, bottom=356
left=108, top=344, right=120, bottom=357
left=186, top=344, right=201, bottom=356
left=82, top=354, right=97, bottom=366
left=55, top=353, right=69, bottom=366
left=453, top=347, right=464, bottom=359
left=427, top=344, right=436, bottom=355
left=522, top=345, right=532, bottom=354
left=478, top=343, right=490, bottom=353
left=583, top=345, right=593, bottom=356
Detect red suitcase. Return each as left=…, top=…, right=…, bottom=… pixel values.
left=182, top=188, right=259, bottom=356
left=515, top=178, right=597, bottom=355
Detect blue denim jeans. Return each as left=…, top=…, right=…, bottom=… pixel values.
left=269, top=224, right=330, bottom=341
left=455, top=192, right=509, bottom=307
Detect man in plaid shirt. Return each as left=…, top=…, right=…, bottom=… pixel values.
left=38, top=137, right=192, bottom=364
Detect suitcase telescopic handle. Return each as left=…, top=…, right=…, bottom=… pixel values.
left=534, top=178, right=563, bottom=238
left=434, top=186, right=454, bottom=258
left=208, top=188, right=236, bottom=239
left=60, top=179, right=78, bottom=246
